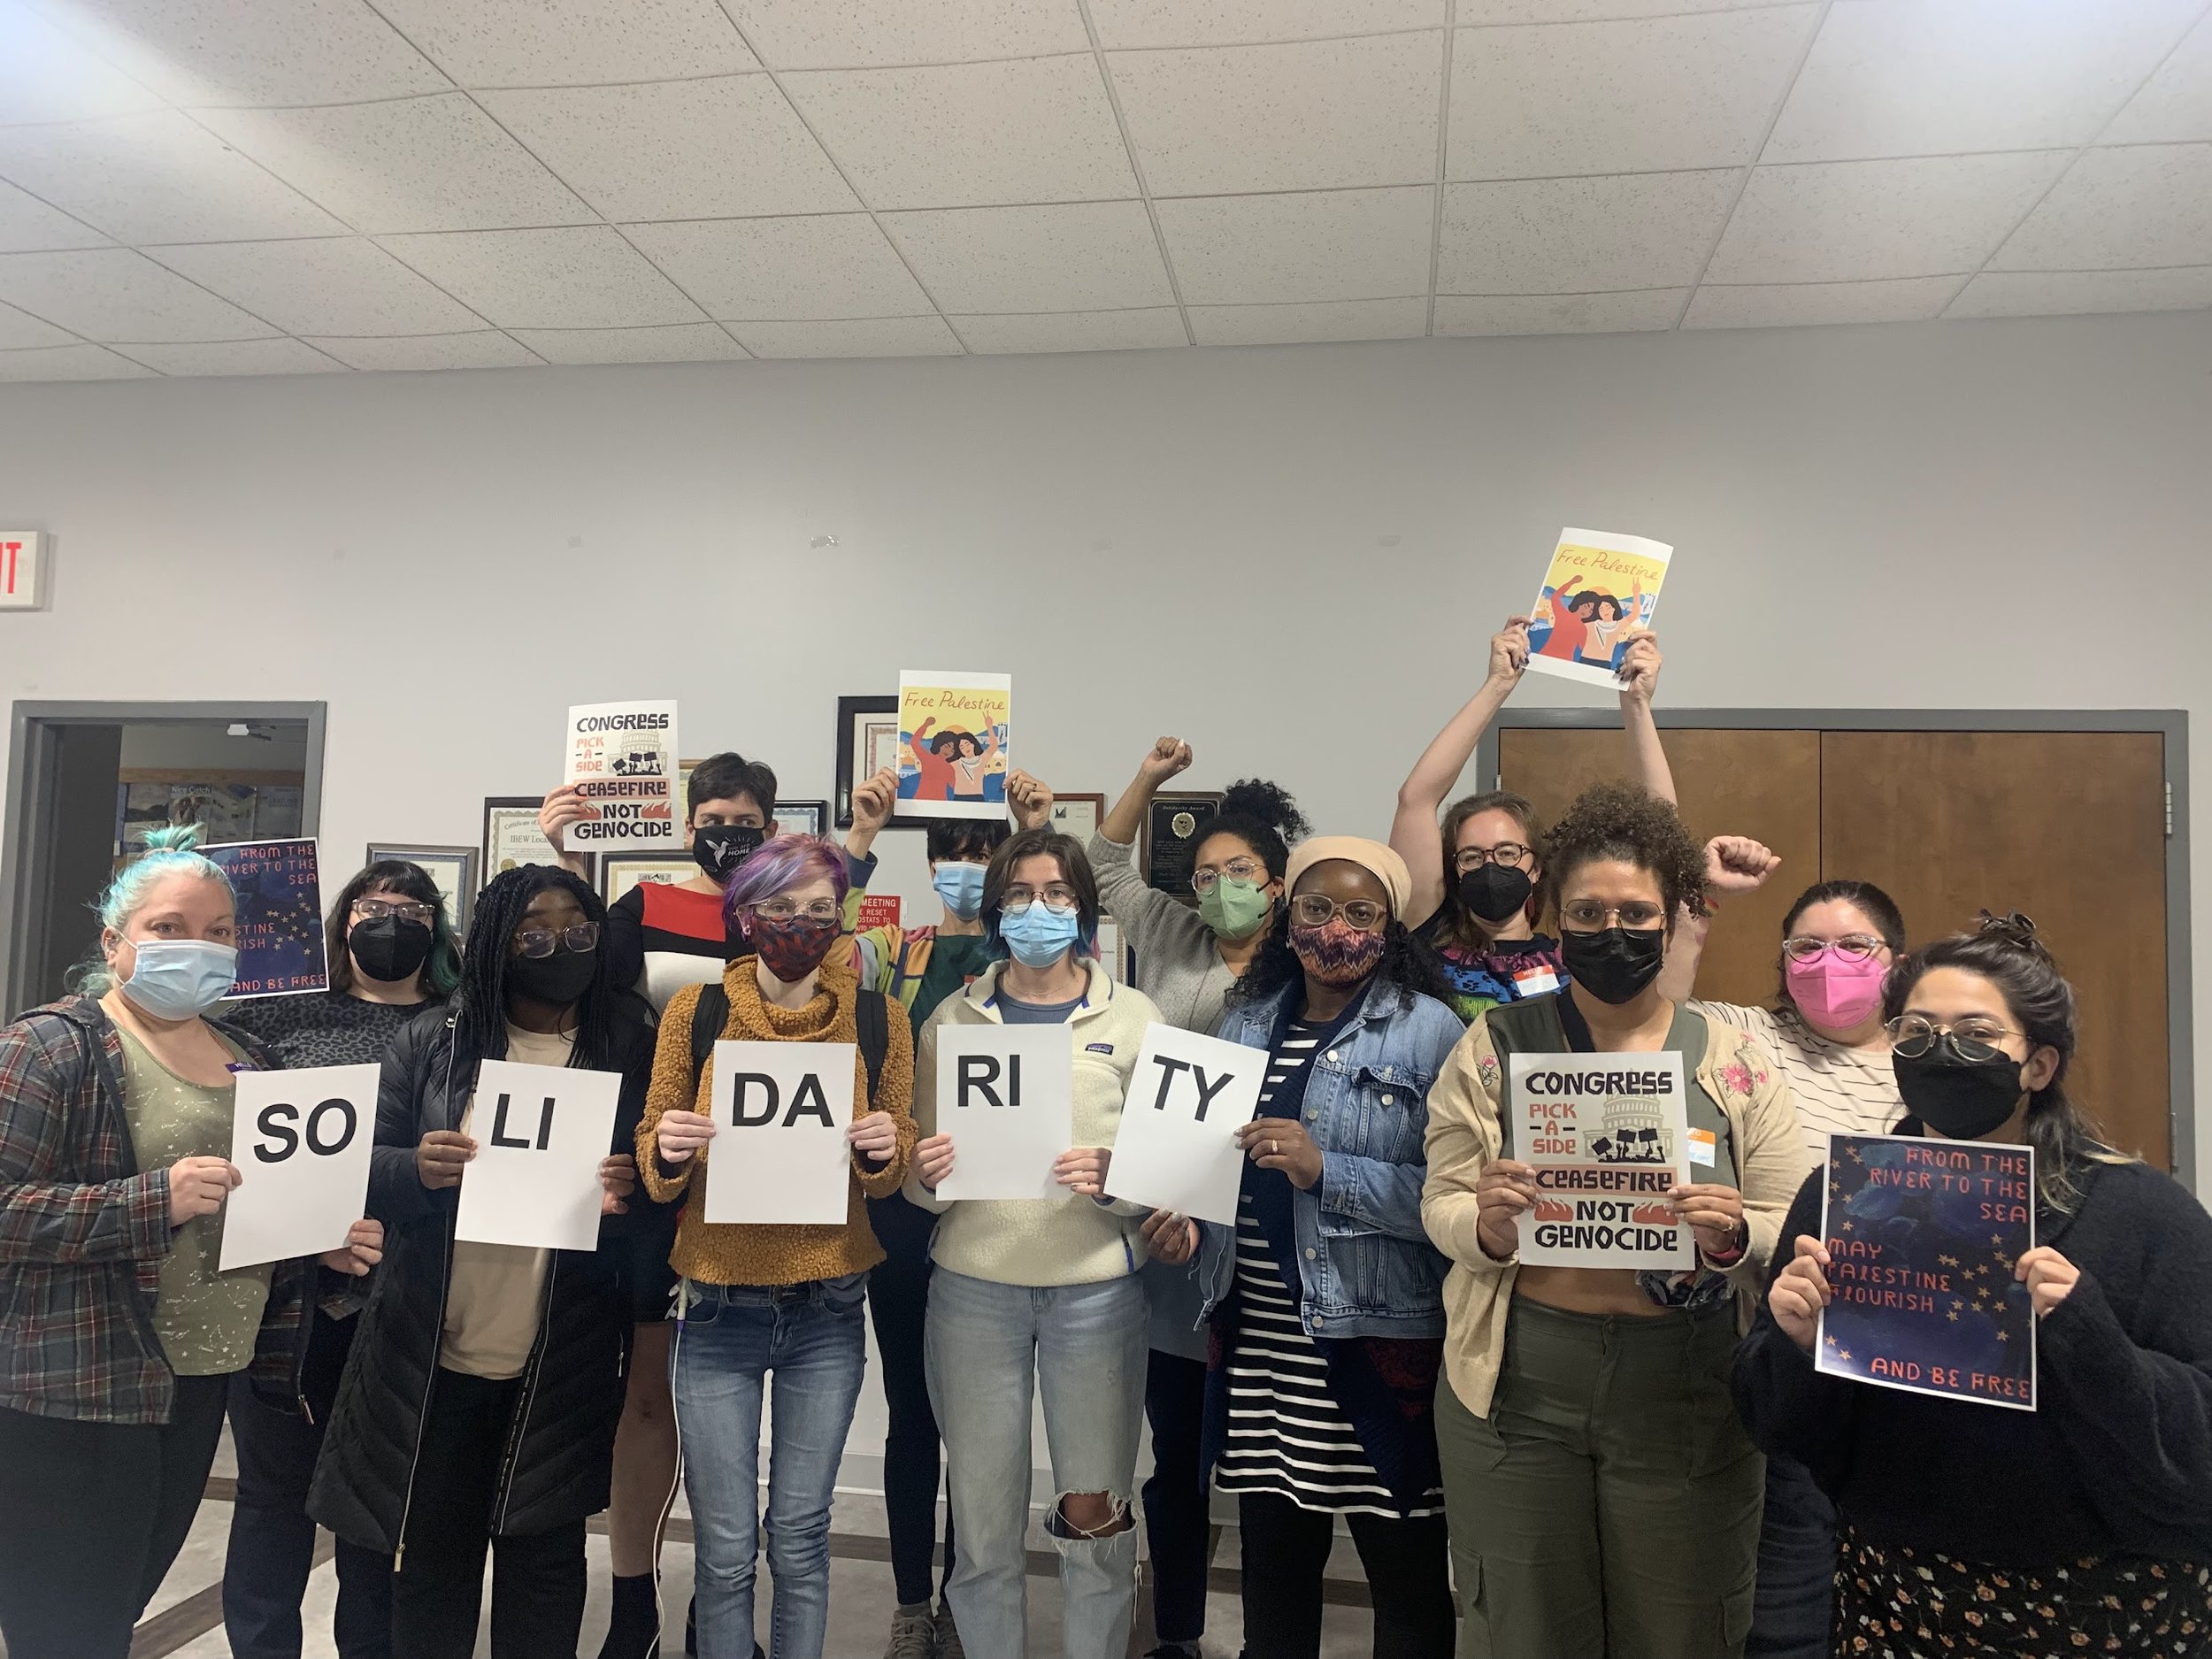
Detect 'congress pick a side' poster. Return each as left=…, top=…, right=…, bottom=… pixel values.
left=1509, top=1050, right=1692, bottom=1271
left=562, top=700, right=679, bottom=853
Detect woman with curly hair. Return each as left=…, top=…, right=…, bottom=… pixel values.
left=1421, top=782, right=1806, bottom=1659
left=1148, top=836, right=1465, bottom=1657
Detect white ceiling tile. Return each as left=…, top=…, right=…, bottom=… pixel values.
left=482, top=78, right=856, bottom=222
left=371, top=0, right=758, bottom=88
left=0, top=342, right=155, bottom=379
left=1433, top=289, right=1682, bottom=333
left=145, top=236, right=483, bottom=336
left=1463, top=0, right=1819, bottom=20
left=0, top=248, right=279, bottom=341
left=377, top=226, right=705, bottom=328
left=508, top=322, right=752, bottom=363
left=1438, top=170, right=1737, bottom=292
left=881, top=200, right=1172, bottom=311
left=57, top=0, right=448, bottom=107
left=1683, top=274, right=1964, bottom=329
left=304, top=330, right=541, bottom=370
left=0, top=298, right=75, bottom=348
left=1449, top=8, right=1818, bottom=180
left=113, top=336, right=342, bottom=375
left=726, top=0, right=1089, bottom=68
left=2101, top=12, right=2212, bottom=145
left=623, top=215, right=928, bottom=319
left=1992, top=143, right=2212, bottom=270
left=1110, top=34, right=1442, bottom=194
left=1947, top=265, right=2212, bottom=318
left=1187, top=296, right=1426, bottom=343
left=1091, top=0, right=1442, bottom=50
left=1706, top=152, right=2070, bottom=283
left=0, top=111, right=344, bottom=243
left=1155, top=186, right=1432, bottom=303
left=951, top=308, right=1187, bottom=352
left=1765, top=0, right=2202, bottom=165
left=783, top=56, right=1136, bottom=209
left=196, top=95, right=590, bottom=235
left=726, top=315, right=964, bottom=356
left=0, top=180, right=111, bottom=253
left=0, top=5, right=165, bottom=123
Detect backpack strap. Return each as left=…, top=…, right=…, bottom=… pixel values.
left=856, top=989, right=889, bottom=1102
left=687, top=983, right=729, bottom=1099
left=687, top=979, right=888, bottom=1103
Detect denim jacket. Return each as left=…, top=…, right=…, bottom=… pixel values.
left=1195, top=980, right=1465, bottom=1340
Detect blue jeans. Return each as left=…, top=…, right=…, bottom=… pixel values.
left=672, top=1275, right=869, bottom=1659
left=1747, top=1454, right=1839, bottom=1659
left=925, top=1269, right=1147, bottom=1659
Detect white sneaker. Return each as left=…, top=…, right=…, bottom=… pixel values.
left=885, top=1602, right=936, bottom=1659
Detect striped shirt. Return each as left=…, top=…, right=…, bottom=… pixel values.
left=1216, top=1021, right=1443, bottom=1519
left=1695, top=1000, right=1902, bottom=1164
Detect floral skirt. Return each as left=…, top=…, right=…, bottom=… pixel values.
left=1837, top=1524, right=2212, bottom=1657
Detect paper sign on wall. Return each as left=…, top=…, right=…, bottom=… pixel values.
left=0, top=532, right=44, bottom=611
left=933, top=1025, right=1072, bottom=1202
left=1509, top=1051, right=1692, bottom=1271
left=896, top=672, right=1011, bottom=821
left=454, top=1060, right=621, bottom=1251
left=204, top=838, right=328, bottom=997
left=563, top=700, right=679, bottom=852
left=1523, top=528, right=1672, bottom=688
left=1103, top=1025, right=1264, bottom=1226
left=704, top=1041, right=856, bottom=1226
left=1816, top=1133, right=2037, bottom=1410
left=218, top=1064, right=380, bottom=1271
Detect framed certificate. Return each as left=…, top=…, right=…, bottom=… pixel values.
left=1141, top=791, right=1222, bottom=907
left=599, top=852, right=698, bottom=906
left=774, top=799, right=829, bottom=838
left=835, top=695, right=904, bottom=829
left=365, top=841, right=480, bottom=939
left=1048, top=793, right=1105, bottom=843
left=482, top=796, right=589, bottom=885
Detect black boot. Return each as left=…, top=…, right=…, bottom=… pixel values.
left=596, top=1573, right=659, bottom=1659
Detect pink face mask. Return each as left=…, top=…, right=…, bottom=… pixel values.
left=1785, top=948, right=1888, bottom=1032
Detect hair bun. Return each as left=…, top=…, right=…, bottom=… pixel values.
left=1218, top=779, right=1310, bottom=844
left=1975, top=910, right=2057, bottom=964
left=137, top=822, right=208, bottom=855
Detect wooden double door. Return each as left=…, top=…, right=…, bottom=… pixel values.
left=1499, top=726, right=2177, bottom=1171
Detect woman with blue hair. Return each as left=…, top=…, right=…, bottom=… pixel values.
left=0, top=826, right=383, bottom=1659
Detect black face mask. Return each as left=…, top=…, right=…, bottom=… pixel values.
left=506, top=948, right=597, bottom=1008
left=1894, top=1038, right=2025, bottom=1141
left=349, top=916, right=433, bottom=985
left=1560, top=926, right=1666, bottom=1005
left=693, top=825, right=765, bottom=881
left=1458, top=864, right=1533, bottom=925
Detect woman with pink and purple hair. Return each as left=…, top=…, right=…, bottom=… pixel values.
left=637, top=834, right=916, bottom=1659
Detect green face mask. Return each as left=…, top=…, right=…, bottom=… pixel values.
left=1199, top=877, right=1272, bottom=941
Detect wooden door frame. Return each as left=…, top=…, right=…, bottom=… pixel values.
left=1477, top=708, right=2194, bottom=1191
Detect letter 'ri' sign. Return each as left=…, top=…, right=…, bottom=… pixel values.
left=705, top=1041, right=856, bottom=1225
left=933, top=1025, right=1073, bottom=1202
left=219, top=1064, right=381, bottom=1271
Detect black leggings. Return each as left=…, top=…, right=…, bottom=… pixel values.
left=866, top=1191, right=954, bottom=1609
left=0, top=1372, right=231, bottom=1659
left=1237, top=1492, right=1455, bottom=1659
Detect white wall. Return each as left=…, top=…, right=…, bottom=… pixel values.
left=4, top=311, right=2210, bottom=1466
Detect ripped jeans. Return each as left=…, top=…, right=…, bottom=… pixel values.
left=925, top=1268, right=1146, bottom=1659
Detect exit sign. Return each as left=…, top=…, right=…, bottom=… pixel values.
left=0, top=532, right=42, bottom=610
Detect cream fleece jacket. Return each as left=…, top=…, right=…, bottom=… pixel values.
left=905, top=959, right=1163, bottom=1288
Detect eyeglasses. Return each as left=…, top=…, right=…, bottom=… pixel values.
left=1002, top=886, right=1079, bottom=914
left=1289, top=895, right=1388, bottom=933
left=1454, top=842, right=1532, bottom=874
left=1783, top=934, right=1887, bottom=963
left=515, top=922, right=599, bottom=958
left=1886, top=1015, right=2022, bottom=1064
left=1192, top=859, right=1266, bottom=895
left=1561, top=901, right=1667, bottom=931
left=354, top=898, right=435, bottom=926
left=751, top=899, right=840, bottom=924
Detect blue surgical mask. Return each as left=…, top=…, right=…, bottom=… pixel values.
left=933, top=863, right=987, bottom=921
left=997, top=901, right=1080, bottom=968
left=119, top=939, right=239, bottom=1019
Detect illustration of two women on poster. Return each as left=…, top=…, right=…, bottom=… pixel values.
left=1524, top=529, right=1673, bottom=688
left=895, top=672, right=1010, bottom=820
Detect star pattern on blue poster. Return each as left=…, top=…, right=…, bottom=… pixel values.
left=1816, top=1133, right=2037, bottom=1411
left=204, top=838, right=328, bottom=998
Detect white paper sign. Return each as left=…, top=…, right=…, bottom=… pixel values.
left=1104, top=1025, right=1264, bottom=1226
left=934, top=1025, right=1074, bottom=1202
left=454, top=1060, right=622, bottom=1251
left=563, top=699, right=680, bottom=852
left=1510, top=1051, right=1692, bottom=1271
left=704, top=1041, right=856, bottom=1225
left=218, top=1064, right=380, bottom=1271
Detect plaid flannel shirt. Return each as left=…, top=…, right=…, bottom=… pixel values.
left=0, top=995, right=310, bottom=1424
